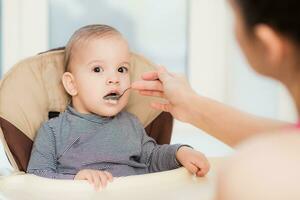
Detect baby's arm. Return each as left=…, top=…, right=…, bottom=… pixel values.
left=132, top=116, right=183, bottom=172
left=140, top=133, right=183, bottom=172
left=134, top=116, right=210, bottom=175
left=176, top=146, right=210, bottom=177
left=27, top=123, right=74, bottom=179
left=141, top=133, right=210, bottom=176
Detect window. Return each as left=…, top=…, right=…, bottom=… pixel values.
left=49, top=0, right=187, bottom=73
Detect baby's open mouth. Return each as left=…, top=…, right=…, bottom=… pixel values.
left=103, top=88, right=130, bottom=103
left=103, top=91, right=121, bottom=101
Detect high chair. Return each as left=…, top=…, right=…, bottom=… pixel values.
left=0, top=49, right=223, bottom=200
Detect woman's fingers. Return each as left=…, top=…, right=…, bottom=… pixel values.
left=141, top=71, right=159, bottom=80
left=151, top=102, right=171, bottom=112
left=131, top=80, right=163, bottom=91
left=139, top=90, right=164, bottom=97
left=157, top=66, right=173, bottom=82
left=140, top=65, right=168, bottom=81
left=131, top=66, right=174, bottom=96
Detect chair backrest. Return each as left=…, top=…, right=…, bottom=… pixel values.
left=0, top=49, right=173, bottom=172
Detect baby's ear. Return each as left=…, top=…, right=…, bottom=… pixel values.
left=62, top=72, right=78, bottom=96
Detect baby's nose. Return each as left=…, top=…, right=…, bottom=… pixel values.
left=106, top=77, right=120, bottom=85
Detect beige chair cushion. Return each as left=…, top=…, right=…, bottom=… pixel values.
left=0, top=50, right=162, bottom=171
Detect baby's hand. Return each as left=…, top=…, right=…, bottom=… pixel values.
left=74, top=169, right=113, bottom=190
left=176, top=146, right=210, bottom=177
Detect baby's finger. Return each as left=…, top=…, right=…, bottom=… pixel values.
left=91, top=172, right=101, bottom=190
left=98, top=172, right=108, bottom=187
left=193, top=160, right=210, bottom=177
left=196, top=169, right=206, bottom=177
left=185, top=162, right=200, bottom=174
left=104, top=171, right=113, bottom=182
left=85, top=173, right=94, bottom=185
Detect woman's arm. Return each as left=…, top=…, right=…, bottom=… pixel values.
left=132, top=67, right=289, bottom=146
left=184, top=93, right=288, bottom=146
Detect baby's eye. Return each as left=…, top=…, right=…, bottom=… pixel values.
left=93, top=66, right=104, bottom=73
left=118, top=66, right=128, bottom=73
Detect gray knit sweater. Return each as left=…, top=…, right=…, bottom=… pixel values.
left=27, top=105, right=183, bottom=179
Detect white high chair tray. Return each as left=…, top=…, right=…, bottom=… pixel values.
left=0, top=157, right=225, bottom=200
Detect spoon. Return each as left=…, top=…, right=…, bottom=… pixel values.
left=103, top=87, right=131, bottom=101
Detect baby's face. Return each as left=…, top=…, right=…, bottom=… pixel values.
left=68, top=34, right=131, bottom=116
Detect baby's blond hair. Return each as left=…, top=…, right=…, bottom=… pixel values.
left=64, top=24, right=120, bottom=72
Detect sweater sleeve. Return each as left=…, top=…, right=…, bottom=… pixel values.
left=27, top=123, right=75, bottom=179
left=132, top=115, right=185, bottom=173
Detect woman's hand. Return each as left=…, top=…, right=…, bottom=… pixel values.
left=176, top=146, right=210, bottom=177
left=74, top=169, right=113, bottom=190
left=131, top=66, right=197, bottom=122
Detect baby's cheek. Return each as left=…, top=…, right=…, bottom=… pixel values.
left=123, top=93, right=130, bottom=103
left=120, top=74, right=130, bottom=86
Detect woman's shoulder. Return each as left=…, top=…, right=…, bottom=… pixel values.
left=235, top=128, right=300, bottom=153
left=219, top=129, right=300, bottom=200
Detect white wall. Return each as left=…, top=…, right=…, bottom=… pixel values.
left=171, top=0, right=233, bottom=156
left=188, top=0, right=230, bottom=101
left=2, top=0, right=48, bottom=74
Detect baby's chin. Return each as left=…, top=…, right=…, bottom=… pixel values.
left=95, top=104, right=127, bottom=117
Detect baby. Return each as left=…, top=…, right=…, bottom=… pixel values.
left=27, top=24, right=210, bottom=190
